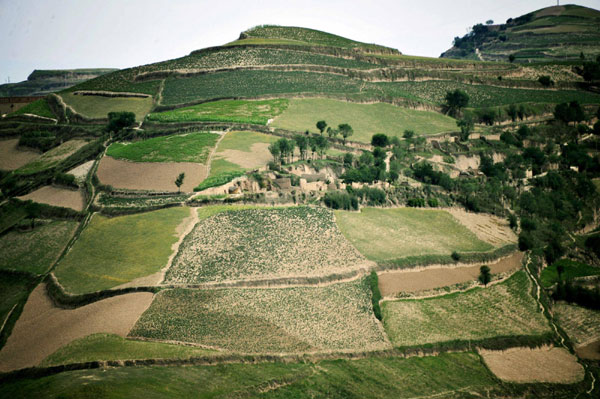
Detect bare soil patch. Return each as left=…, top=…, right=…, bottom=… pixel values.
left=479, top=346, right=584, bottom=383
left=0, top=139, right=39, bottom=170
left=446, top=208, right=516, bottom=247
left=454, top=155, right=480, bottom=172
left=217, top=142, right=272, bottom=170
left=18, top=185, right=86, bottom=211
left=576, top=340, right=600, bottom=360
left=379, top=252, right=523, bottom=297
left=97, top=156, right=206, bottom=192
left=67, top=160, right=95, bottom=182
left=0, top=285, right=154, bottom=372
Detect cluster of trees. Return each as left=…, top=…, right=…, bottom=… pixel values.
left=268, top=134, right=331, bottom=165
left=452, top=23, right=500, bottom=54
left=315, top=120, right=355, bottom=144
left=341, top=145, right=389, bottom=184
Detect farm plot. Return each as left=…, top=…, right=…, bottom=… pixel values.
left=97, top=156, right=207, bottom=192
left=0, top=285, right=154, bottom=372
left=446, top=208, right=517, bottom=247
left=479, top=346, right=584, bottom=383
left=0, top=139, right=39, bottom=170
left=66, top=160, right=94, bottom=183
left=378, top=251, right=523, bottom=297
left=54, top=207, right=190, bottom=294
left=0, top=220, right=78, bottom=275
left=16, top=139, right=88, bottom=175
left=130, top=277, right=389, bottom=353
left=272, top=98, right=456, bottom=142
left=540, top=259, right=600, bottom=288
left=334, top=207, right=493, bottom=264
left=60, top=92, right=153, bottom=121
left=8, top=98, right=55, bottom=119
left=147, top=99, right=288, bottom=125
left=0, top=272, right=36, bottom=340
left=41, top=333, right=217, bottom=367
left=164, top=206, right=368, bottom=284
left=106, top=132, right=219, bottom=163
left=381, top=271, right=550, bottom=347
left=554, top=302, right=600, bottom=359
left=209, top=130, right=278, bottom=178
left=18, top=185, right=85, bottom=211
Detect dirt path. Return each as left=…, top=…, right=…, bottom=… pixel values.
left=378, top=252, right=523, bottom=297
left=0, top=285, right=154, bottom=372
left=204, top=132, right=227, bottom=178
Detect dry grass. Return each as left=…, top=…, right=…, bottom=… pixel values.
left=18, top=185, right=85, bottom=211
left=554, top=302, right=600, bottom=359
left=130, top=278, right=390, bottom=353
left=0, top=139, right=39, bottom=170
left=479, top=346, right=584, bottom=383
left=165, top=206, right=369, bottom=284
left=446, top=208, right=517, bottom=247
left=0, top=285, right=154, bottom=372
left=67, top=160, right=95, bottom=182
left=97, top=156, right=207, bottom=192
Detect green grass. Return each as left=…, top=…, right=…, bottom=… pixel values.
left=334, top=207, right=493, bottom=262
left=16, top=139, right=88, bottom=175
left=0, top=202, right=27, bottom=235
left=40, top=334, right=217, bottom=366
left=147, top=99, right=288, bottom=124
left=216, top=130, right=278, bottom=152
left=382, top=271, right=550, bottom=347
left=54, top=207, right=189, bottom=294
left=194, top=169, right=245, bottom=191
left=164, top=206, right=365, bottom=284
left=0, top=272, right=35, bottom=335
left=0, top=221, right=78, bottom=275
left=131, top=277, right=388, bottom=353
left=0, top=352, right=512, bottom=399
left=273, top=98, right=457, bottom=141
left=540, top=258, right=600, bottom=288
left=9, top=99, right=55, bottom=119
left=106, top=132, right=219, bottom=163
left=60, top=92, right=153, bottom=121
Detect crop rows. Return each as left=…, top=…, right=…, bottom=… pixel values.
left=130, top=277, right=389, bottom=353
left=164, top=206, right=366, bottom=284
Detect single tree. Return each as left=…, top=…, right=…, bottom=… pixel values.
left=371, top=133, right=389, bottom=148
left=478, top=265, right=491, bottom=287
left=315, top=135, right=329, bottom=158
left=316, top=120, right=327, bottom=135
left=402, top=130, right=415, bottom=139
left=175, top=172, right=185, bottom=193
left=457, top=115, right=474, bottom=141
left=538, top=75, right=554, bottom=87
left=107, top=111, right=136, bottom=134
left=268, top=142, right=281, bottom=164
left=294, top=134, right=308, bottom=160
left=338, top=123, right=354, bottom=144
left=443, top=89, right=469, bottom=117
left=507, top=104, right=518, bottom=122
left=508, top=54, right=516, bottom=63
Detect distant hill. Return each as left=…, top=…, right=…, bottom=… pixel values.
left=440, top=4, right=600, bottom=63
left=0, top=68, right=117, bottom=97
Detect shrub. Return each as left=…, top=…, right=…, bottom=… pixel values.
left=451, top=251, right=461, bottom=261
left=53, top=173, right=77, bottom=188
left=406, top=198, right=425, bottom=207
left=371, top=133, right=389, bottom=148
left=427, top=198, right=439, bottom=207
left=518, top=233, right=534, bottom=251
left=538, top=76, right=554, bottom=87
left=323, top=191, right=358, bottom=210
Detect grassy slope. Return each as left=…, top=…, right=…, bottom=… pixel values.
left=106, top=132, right=219, bottom=163
left=540, top=258, right=600, bottom=287
left=335, top=207, right=493, bottom=262
left=54, top=207, right=189, bottom=294
left=60, top=92, right=153, bottom=121
left=9, top=99, right=55, bottom=119
left=16, top=140, right=88, bottom=175
left=382, top=271, right=550, bottom=346
left=0, top=221, right=78, bottom=275
left=0, top=272, right=35, bottom=332
left=272, top=98, right=456, bottom=141
left=147, top=99, right=288, bottom=125
left=41, top=334, right=217, bottom=366
left=0, top=352, right=509, bottom=399
left=209, top=130, right=278, bottom=177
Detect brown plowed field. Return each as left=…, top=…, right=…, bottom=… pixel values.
left=97, top=156, right=206, bottom=192
left=18, top=185, right=86, bottom=211
left=378, top=252, right=523, bottom=297
left=0, top=285, right=154, bottom=372
left=576, top=340, right=600, bottom=360
left=0, top=139, right=39, bottom=170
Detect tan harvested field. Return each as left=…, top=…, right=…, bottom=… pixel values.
left=554, top=302, right=600, bottom=359
left=18, top=185, right=85, bottom=211
left=97, top=156, right=207, bottom=192
left=378, top=251, right=523, bottom=297
left=447, top=208, right=517, bottom=247
left=0, top=139, right=39, bottom=170
left=479, top=346, right=584, bottom=383
left=67, top=160, right=94, bottom=182
left=218, top=142, right=272, bottom=169
left=0, top=285, right=154, bottom=372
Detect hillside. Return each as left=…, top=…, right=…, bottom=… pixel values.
left=441, top=4, right=600, bottom=63
left=0, top=68, right=117, bottom=97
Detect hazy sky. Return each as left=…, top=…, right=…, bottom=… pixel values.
left=1, top=0, right=599, bottom=83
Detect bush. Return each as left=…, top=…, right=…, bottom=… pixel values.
left=406, top=198, right=425, bottom=207
left=538, top=76, right=554, bottom=87
left=427, top=198, right=439, bottom=207
left=107, top=112, right=136, bottom=133
left=451, top=251, right=461, bottom=261
left=53, top=173, right=77, bottom=188
left=371, top=133, right=389, bottom=148
left=323, top=191, right=358, bottom=210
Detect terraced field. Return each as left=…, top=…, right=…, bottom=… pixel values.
left=208, top=130, right=277, bottom=178
left=60, top=92, right=153, bottom=120
left=382, top=271, right=550, bottom=346
left=272, top=98, right=457, bottom=141
left=554, top=302, right=600, bottom=347
left=8, top=98, right=55, bottom=119
left=540, top=258, right=600, bottom=288
left=131, top=278, right=388, bottom=353
left=16, top=139, right=89, bottom=175
left=0, top=139, right=40, bottom=171
left=164, top=206, right=368, bottom=284
left=54, top=207, right=190, bottom=293
left=18, top=186, right=85, bottom=211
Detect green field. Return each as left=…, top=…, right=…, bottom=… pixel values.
left=554, top=302, right=600, bottom=346
left=0, top=352, right=515, bottom=399
left=54, top=207, right=189, bottom=294
left=273, top=98, right=457, bottom=141
left=60, top=92, right=153, bottom=120
left=0, top=272, right=36, bottom=337
left=9, top=99, right=55, bottom=119
left=164, top=206, right=366, bottom=284
left=540, top=258, right=600, bottom=287
left=147, top=99, right=288, bottom=124
left=0, top=220, right=78, bottom=275
left=106, top=132, right=219, bottom=163
left=382, top=271, right=550, bottom=346
left=131, top=278, right=389, bottom=353
left=16, top=139, right=88, bottom=175
left=335, top=208, right=493, bottom=262
left=41, top=334, right=217, bottom=367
